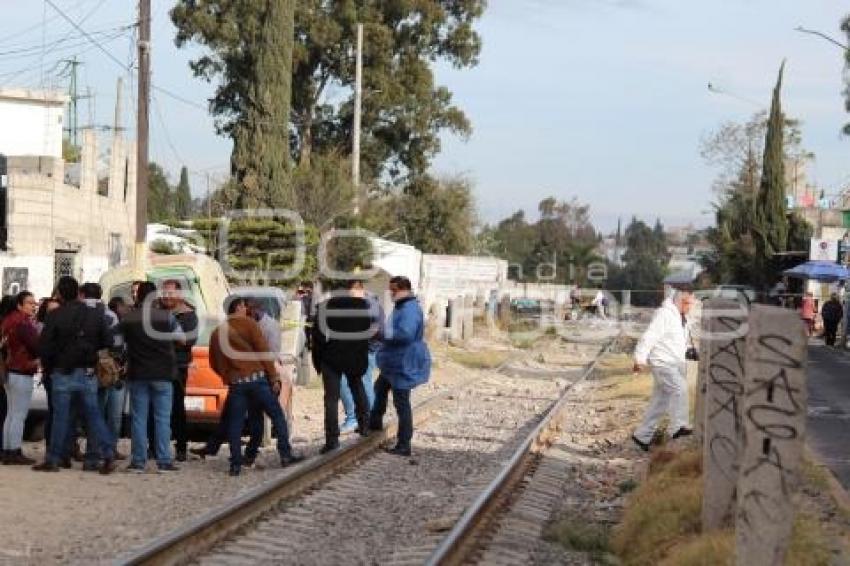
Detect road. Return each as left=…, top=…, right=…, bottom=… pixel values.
left=806, top=345, right=850, bottom=490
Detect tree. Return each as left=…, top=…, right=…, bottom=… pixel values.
left=363, top=175, right=476, bottom=254
left=606, top=219, right=669, bottom=306
left=291, top=151, right=356, bottom=228
left=148, top=163, right=173, bottom=222
left=175, top=166, right=192, bottom=219
left=172, top=1, right=484, bottom=187
left=171, top=1, right=295, bottom=207
left=486, top=197, right=598, bottom=283
left=753, top=62, right=789, bottom=283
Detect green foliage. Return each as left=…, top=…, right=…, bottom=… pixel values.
left=291, top=151, right=356, bottom=227
left=172, top=0, right=484, bottom=187
left=605, top=218, right=669, bottom=307
left=148, top=162, right=174, bottom=222
left=175, top=166, right=192, bottom=219
left=701, top=65, right=813, bottom=289
left=753, top=62, right=788, bottom=275
left=363, top=175, right=475, bottom=254
left=484, top=197, right=599, bottom=284
left=172, top=1, right=295, bottom=207
left=149, top=239, right=179, bottom=255
left=62, top=139, right=80, bottom=163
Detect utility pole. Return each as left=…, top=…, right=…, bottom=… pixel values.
left=113, top=77, right=123, bottom=132
left=351, top=23, right=363, bottom=215
left=135, top=0, right=151, bottom=274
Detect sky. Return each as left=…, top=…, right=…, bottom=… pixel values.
left=1, top=0, right=849, bottom=234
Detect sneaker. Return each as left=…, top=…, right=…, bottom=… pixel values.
left=99, top=458, right=118, bottom=475
left=384, top=445, right=411, bottom=457
left=125, top=463, right=146, bottom=473
left=339, top=421, right=358, bottom=434
left=157, top=463, right=180, bottom=473
left=32, top=461, right=60, bottom=472
left=631, top=435, right=650, bottom=452
left=671, top=427, right=693, bottom=440
left=280, top=453, right=305, bottom=467
left=319, top=443, right=339, bottom=455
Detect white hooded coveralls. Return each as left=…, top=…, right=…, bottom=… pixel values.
left=633, top=298, right=690, bottom=443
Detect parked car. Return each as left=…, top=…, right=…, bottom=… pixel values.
left=696, top=285, right=756, bottom=304
left=511, top=298, right=542, bottom=315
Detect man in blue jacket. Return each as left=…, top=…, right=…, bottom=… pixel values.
left=369, top=276, right=431, bottom=457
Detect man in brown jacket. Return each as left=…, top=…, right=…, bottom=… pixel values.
left=209, top=296, right=303, bottom=476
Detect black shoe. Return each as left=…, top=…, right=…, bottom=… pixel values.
left=32, top=461, right=60, bottom=472
left=82, top=462, right=100, bottom=472
left=229, top=466, right=241, bottom=477
left=671, top=427, right=693, bottom=440
left=157, top=463, right=180, bottom=473
left=99, top=458, right=117, bottom=475
left=385, top=446, right=411, bottom=457
left=281, top=453, right=305, bottom=466
left=319, top=443, right=339, bottom=455
left=59, top=458, right=73, bottom=469
left=631, top=435, right=650, bottom=452
left=189, top=447, right=208, bottom=460
left=175, top=450, right=188, bottom=462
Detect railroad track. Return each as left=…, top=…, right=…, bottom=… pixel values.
left=117, top=335, right=616, bottom=566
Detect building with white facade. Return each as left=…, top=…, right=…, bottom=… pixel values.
left=0, top=88, right=136, bottom=297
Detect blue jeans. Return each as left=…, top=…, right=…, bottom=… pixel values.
left=129, top=380, right=173, bottom=467
left=340, top=352, right=376, bottom=427
left=98, top=385, right=126, bottom=441
left=205, top=396, right=263, bottom=460
left=47, top=369, right=115, bottom=465
left=226, top=380, right=292, bottom=471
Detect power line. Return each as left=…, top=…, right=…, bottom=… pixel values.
left=43, top=0, right=129, bottom=71
left=151, top=92, right=187, bottom=168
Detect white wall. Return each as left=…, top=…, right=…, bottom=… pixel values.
left=0, top=91, right=65, bottom=159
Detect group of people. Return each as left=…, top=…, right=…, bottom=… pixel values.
left=0, top=273, right=432, bottom=478
left=800, top=291, right=845, bottom=346
left=0, top=276, right=199, bottom=473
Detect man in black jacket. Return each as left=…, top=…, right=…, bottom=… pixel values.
left=160, top=279, right=198, bottom=461
left=33, top=277, right=117, bottom=474
left=312, top=280, right=374, bottom=453
left=121, top=282, right=184, bottom=472
left=821, top=293, right=844, bottom=347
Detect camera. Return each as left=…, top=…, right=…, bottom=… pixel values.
left=686, top=347, right=699, bottom=361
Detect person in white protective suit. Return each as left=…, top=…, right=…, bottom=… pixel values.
left=631, top=289, right=696, bottom=451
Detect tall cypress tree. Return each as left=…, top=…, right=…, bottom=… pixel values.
left=754, top=62, right=788, bottom=260
left=227, top=0, right=295, bottom=208
left=176, top=166, right=192, bottom=219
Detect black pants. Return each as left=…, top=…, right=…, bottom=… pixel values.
left=824, top=321, right=839, bottom=346
left=322, top=362, right=368, bottom=445
left=370, top=374, right=413, bottom=451
left=171, top=368, right=188, bottom=453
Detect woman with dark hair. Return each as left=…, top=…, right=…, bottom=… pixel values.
left=2, top=291, right=39, bottom=464
left=0, top=294, right=17, bottom=452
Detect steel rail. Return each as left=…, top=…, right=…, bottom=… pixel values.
left=425, top=335, right=618, bottom=566
left=116, top=347, right=524, bottom=566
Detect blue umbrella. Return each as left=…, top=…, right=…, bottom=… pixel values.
left=783, top=261, right=850, bottom=282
